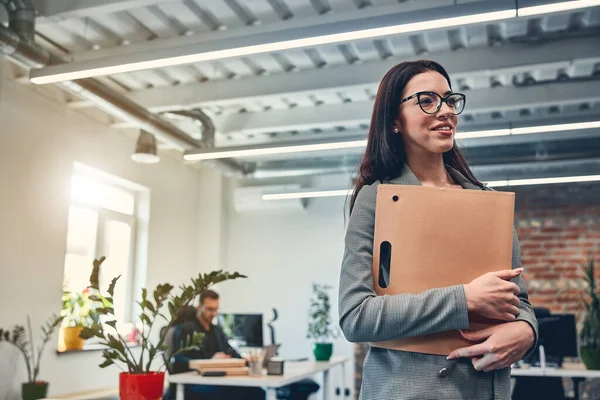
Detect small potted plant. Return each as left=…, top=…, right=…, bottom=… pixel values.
left=81, top=256, right=246, bottom=400
left=580, top=258, right=600, bottom=369
left=60, top=287, right=100, bottom=350
left=306, top=283, right=338, bottom=361
left=0, top=314, right=63, bottom=400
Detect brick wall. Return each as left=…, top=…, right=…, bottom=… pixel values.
left=353, top=182, right=600, bottom=398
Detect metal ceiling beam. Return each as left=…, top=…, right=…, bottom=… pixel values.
left=210, top=81, right=600, bottom=136
left=33, top=0, right=180, bottom=24
left=99, top=36, right=600, bottom=113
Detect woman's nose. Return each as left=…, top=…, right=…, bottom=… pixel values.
left=437, top=101, right=453, bottom=118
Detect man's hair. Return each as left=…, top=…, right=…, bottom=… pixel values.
left=199, top=289, right=219, bottom=305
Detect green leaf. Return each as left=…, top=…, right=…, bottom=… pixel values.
left=140, top=313, right=152, bottom=326
left=79, top=327, right=97, bottom=340
left=107, top=275, right=121, bottom=297
left=99, top=359, right=114, bottom=368
left=105, top=320, right=117, bottom=329
left=89, top=257, right=106, bottom=290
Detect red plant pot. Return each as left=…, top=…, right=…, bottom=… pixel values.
left=119, top=372, right=165, bottom=400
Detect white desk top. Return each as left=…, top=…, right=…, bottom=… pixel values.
left=169, top=356, right=349, bottom=388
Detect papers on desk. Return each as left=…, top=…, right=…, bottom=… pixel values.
left=189, top=358, right=249, bottom=376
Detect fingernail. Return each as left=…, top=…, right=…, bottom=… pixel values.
left=447, top=354, right=454, bottom=360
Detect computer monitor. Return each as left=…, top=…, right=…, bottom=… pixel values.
left=217, top=313, right=264, bottom=348
left=524, top=313, right=578, bottom=366
left=538, top=314, right=578, bottom=358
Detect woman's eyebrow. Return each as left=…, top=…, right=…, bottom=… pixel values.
left=443, top=90, right=453, bottom=96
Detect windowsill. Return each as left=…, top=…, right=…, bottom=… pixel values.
left=57, top=341, right=141, bottom=355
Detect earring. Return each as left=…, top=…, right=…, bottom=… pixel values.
left=393, top=127, right=399, bottom=133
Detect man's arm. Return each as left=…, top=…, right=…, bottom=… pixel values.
left=215, top=325, right=242, bottom=358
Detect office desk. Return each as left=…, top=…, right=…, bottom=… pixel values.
left=511, top=365, right=600, bottom=399
left=169, top=356, right=349, bottom=400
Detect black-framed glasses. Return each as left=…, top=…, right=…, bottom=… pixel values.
left=400, top=91, right=466, bottom=115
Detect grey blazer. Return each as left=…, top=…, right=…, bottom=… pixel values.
left=338, top=164, right=538, bottom=400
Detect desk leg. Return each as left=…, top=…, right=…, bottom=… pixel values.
left=266, top=387, right=277, bottom=400
left=572, top=377, right=585, bottom=400
left=341, top=361, right=348, bottom=397
left=176, top=383, right=184, bottom=400
left=323, top=369, right=330, bottom=400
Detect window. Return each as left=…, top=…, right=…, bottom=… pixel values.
left=62, top=163, right=149, bottom=325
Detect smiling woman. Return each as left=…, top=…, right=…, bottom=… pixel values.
left=339, top=60, right=538, bottom=400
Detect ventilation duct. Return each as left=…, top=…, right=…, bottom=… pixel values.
left=0, top=0, right=243, bottom=176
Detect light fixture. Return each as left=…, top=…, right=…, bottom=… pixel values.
left=30, top=7, right=517, bottom=84
left=486, top=175, right=600, bottom=187
left=131, top=130, right=160, bottom=164
left=518, top=0, right=600, bottom=17
left=264, top=175, right=600, bottom=200
left=262, top=189, right=353, bottom=200
left=29, top=1, right=600, bottom=84
left=455, top=129, right=511, bottom=139
left=183, top=139, right=367, bottom=161
left=184, top=120, right=600, bottom=160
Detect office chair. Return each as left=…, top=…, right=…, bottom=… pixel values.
left=276, top=379, right=320, bottom=400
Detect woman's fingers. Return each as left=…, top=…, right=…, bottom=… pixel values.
left=506, top=305, right=520, bottom=316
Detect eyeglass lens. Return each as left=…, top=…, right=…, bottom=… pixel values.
left=418, top=93, right=465, bottom=114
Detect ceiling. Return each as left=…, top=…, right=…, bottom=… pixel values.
left=4, top=0, right=600, bottom=184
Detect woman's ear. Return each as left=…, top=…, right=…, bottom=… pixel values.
left=393, top=118, right=402, bottom=134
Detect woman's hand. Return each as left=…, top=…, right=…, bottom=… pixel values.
left=463, top=268, right=523, bottom=321
left=446, top=321, right=535, bottom=372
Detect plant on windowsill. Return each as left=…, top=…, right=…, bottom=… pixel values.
left=60, top=287, right=102, bottom=351
left=0, top=314, right=64, bottom=400
left=80, top=256, right=246, bottom=400
left=306, top=283, right=338, bottom=361
left=580, top=258, right=600, bottom=370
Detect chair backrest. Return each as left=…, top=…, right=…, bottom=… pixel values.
left=161, top=325, right=175, bottom=374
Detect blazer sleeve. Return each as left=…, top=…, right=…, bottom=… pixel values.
left=510, top=230, right=539, bottom=356
left=338, top=183, right=471, bottom=343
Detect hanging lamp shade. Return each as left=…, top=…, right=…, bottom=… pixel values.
left=131, top=130, right=159, bottom=164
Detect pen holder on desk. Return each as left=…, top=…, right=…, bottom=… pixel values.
left=248, top=348, right=265, bottom=375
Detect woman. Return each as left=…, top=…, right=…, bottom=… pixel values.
left=338, top=60, right=538, bottom=400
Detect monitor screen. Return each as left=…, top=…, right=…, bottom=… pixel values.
left=217, top=313, right=263, bottom=348
left=537, top=313, right=578, bottom=358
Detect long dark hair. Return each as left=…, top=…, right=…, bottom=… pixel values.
left=348, top=60, right=483, bottom=214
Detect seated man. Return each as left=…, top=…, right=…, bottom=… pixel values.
left=171, top=290, right=264, bottom=400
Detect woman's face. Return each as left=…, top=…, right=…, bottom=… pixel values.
left=395, top=71, right=458, bottom=156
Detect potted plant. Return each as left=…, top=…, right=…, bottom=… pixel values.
left=60, top=287, right=100, bottom=350
left=306, top=283, right=338, bottom=361
left=0, top=314, right=64, bottom=400
left=580, top=258, right=600, bottom=369
left=80, top=256, right=246, bottom=400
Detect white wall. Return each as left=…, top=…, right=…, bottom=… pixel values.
left=219, top=176, right=355, bottom=398
left=0, top=67, right=223, bottom=398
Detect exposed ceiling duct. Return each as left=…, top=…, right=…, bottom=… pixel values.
left=0, top=0, right=245, bottom=176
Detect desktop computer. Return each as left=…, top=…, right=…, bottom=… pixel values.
left=216, top=313, right=264, bottom=348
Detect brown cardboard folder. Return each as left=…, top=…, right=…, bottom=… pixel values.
left=370, top=184, right=515, bottom=355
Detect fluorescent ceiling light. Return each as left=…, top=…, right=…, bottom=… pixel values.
left=518, top=0, right=600, bottom=17
left=184, top=139, right=367, bottom=161
left=29, top=0, right=600, bottom=84
left=262, top=189, right=353, bottom=200
left=486, top=175, right=600, bottom=187
left=30, top=10, right=515, bottom=84
left=511, top=121, right=600, bottom=135
left=455, top=129, right=511, bottom=139
left=265, top=175, right=600, bottom=200
left=184, top=120, right=600, bottom=160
